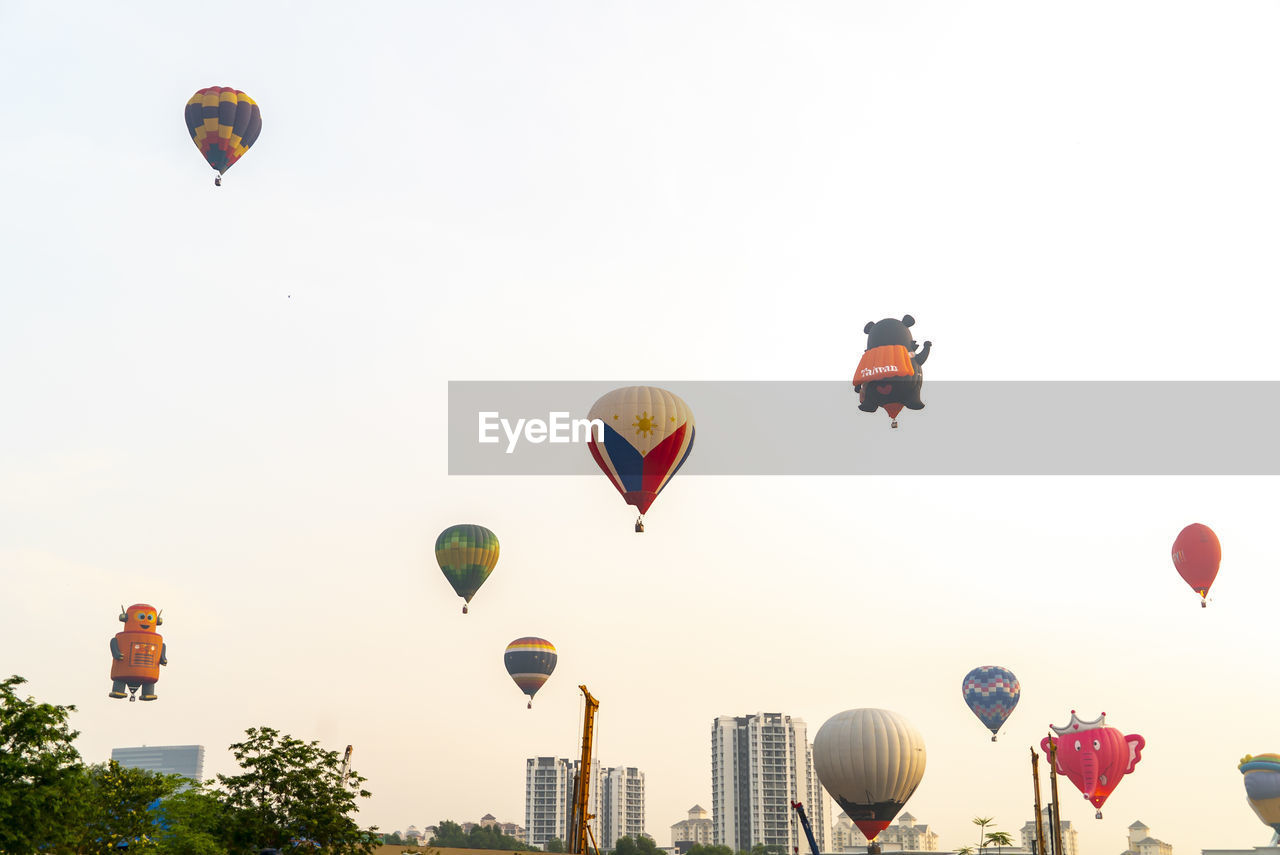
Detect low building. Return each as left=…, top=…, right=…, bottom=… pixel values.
left=111, top=744, right=205, bottom=783
left=1121, top=821, right=1172, bottom=855
left=672, top=805, right=715, bottom=853
left=1020, top=808, right=1079, bottom=855
left=830, top=813, right=937, bottom=851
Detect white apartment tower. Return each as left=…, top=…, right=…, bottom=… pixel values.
left=525, top=756, right=601, bottom=848
left=1020, top=808, right=1079, bottom=855
left=601, top=766, right=646, bottom=850
left=711, top=714, right=826, bottom=854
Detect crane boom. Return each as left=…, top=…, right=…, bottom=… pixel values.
left=790, top=800, right=820, bottom=855
left=569, top=685, right=600, bottom=855
left=339, top=745, right=353, bottom=784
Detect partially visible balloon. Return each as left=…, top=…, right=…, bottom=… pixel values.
left=184, top=87, right=262, bottom=185
left=1041, top=711, right=1145, bottom=819
left=813, top=708, right=926, bottom=842
left=587, top=386, right=694, bottom=532
left=1172, top=523, right=1221, bottom=607
left=962, top=666, right=1020, bottom=741
left=1240, top=754, right=1280, bottom=835
left=435, top=524, right=499, bottom=613
left=504, top=637, right=557, bottom=709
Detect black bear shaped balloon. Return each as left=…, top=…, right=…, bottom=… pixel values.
left=853, top=315, right=932, bottom=428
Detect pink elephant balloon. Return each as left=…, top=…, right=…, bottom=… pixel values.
left=1041, top=711, right=1145, bottom=818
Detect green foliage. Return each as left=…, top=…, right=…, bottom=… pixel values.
left=151, top=785, right=230, bottom=855
left=613, top=837, right=662, bottom=855
left=428, top=820, right=526, bottom=851
left=0, top=675, right=85, bottom=855
left=214, top=726, right=377, bottom=855
left=544, top=838, right=567, bottom=852
left=984, top=831, right=1015, bottom=852
left=67, top=761, right=182, bottom=853
left=685, top=845, right=733, bottom=855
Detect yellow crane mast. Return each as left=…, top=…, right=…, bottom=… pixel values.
left=568, top=685, right=601, bottom=855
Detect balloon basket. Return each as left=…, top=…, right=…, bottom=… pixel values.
left=214, top=175, right=221, bottom=187
left=635, top=517, right=645, bottom=533
left=527, top=700, right=532, bottom=709
left=462, top=604, right=469, bottom=614
left=1201, top=600, right=1207, bottom=609
left=128, top=687, right=138, bottom=703
left=1095, top=810, right=1103, bottom=819
left=890, top=419, right=899, bottom=429
left=991, top=735, right=997, bottom=742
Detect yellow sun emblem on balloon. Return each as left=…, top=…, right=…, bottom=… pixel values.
left=632, top=411, right=657, bottom=437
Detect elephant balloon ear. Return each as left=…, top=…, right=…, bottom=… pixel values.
left=864, top=321, right=876, bottom=334
left=902, top=314, right=915, bottom=327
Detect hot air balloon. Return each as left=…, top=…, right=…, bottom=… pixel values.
left=1040, top=711, right=1144, bottom=819
left=1240, top=754, right=1280, bottom=838
left=852, top=315, right=932, bottom=428
left=504, top=637, right=557, bottom=708
left=586, top=386, right=695, bottom=532
left=962, top=666, right=1020, bottom=741
left=435, top=524, right=499, bottom=613
left=813, top=708, right=926, bottom=845
left=184, top=87, right=262, bottom=186
left=1172, top=523, right=1221, bottom=607
left=109, top=604, right=167, bottom=702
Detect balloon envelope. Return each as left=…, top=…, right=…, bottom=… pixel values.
left=435, top=524, right=499, bottom=610
left=962, top=666, right=1020, bottom=739
left=1172, top=523, right=1221, bottom=603
left=813, top=708, right=926, bottom=841
left=587, top=386, right=694, bottom=517
left=184, top=87, right=262, bottom=175
left=1241, top=754, right=1280, bottom=834
left=504, top=637, right=557, bottom=705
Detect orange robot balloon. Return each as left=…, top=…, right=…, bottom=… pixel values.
left=109, top=604, right=167, bottom=702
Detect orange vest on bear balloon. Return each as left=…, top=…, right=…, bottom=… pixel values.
left=111, top=604, right=163, bottom=684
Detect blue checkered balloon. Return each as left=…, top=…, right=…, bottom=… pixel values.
left=962, top=665, right=1020, bottom=741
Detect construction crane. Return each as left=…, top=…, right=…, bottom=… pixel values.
left=790, top=801, right=821, bottom=855
left=568, top=685, right=601, bottom=855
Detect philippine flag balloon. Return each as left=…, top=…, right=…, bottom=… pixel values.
left=962, top=665, right=1020, bottom=741
left=587, top=386, right=695, bottom=532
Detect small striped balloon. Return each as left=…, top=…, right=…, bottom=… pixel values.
left=504, top=637, right=557, bottom=708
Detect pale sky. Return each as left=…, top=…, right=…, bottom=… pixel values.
left=3, top=2, right=1280, bottom=853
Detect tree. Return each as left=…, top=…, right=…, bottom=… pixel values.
left=544, top=838, right=567, bottom=852
left=972, top=818, right=995, bottom=853
left=0, top=675, right=85, bottom=855
left=151, top=785, right=231, bottom=855
left=984, top=831, right=1015, bottom=854
left=66, top=761, right=182, bottom=853
left=686, top=845, right=733, bottom=855
left=214, top=726, right=377, bottom=855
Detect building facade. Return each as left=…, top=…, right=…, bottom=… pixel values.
left=830, top=812, right=937, bottom=851
left=525, top=756, right=601, bottom=848
left=1121, top=821, right=1173, bottom=855
left=672, top=805, right=715, bottom=852
left=1019, top=808, right=1079, bottom=855
left=601, top=766, right=646, bottom=850
left=111, top=745, right=205, bottom=783
left=711, top=713, right=825, bottom=854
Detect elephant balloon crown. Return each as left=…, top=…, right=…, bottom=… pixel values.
left=1050, top=710, right=1109, bottom=736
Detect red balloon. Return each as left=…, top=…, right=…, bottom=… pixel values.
left=1172, top=523, right=1221, bottom=607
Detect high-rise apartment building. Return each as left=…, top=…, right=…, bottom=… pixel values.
left=525, top=756, right=601, bottom=848
left=111, top=745, right=205, bottom=783
left=711, top=713, right=825, bottom=854
left=1020, top=808, right=1079, bottom=855
left=601, top=766, right=646, bottom=850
